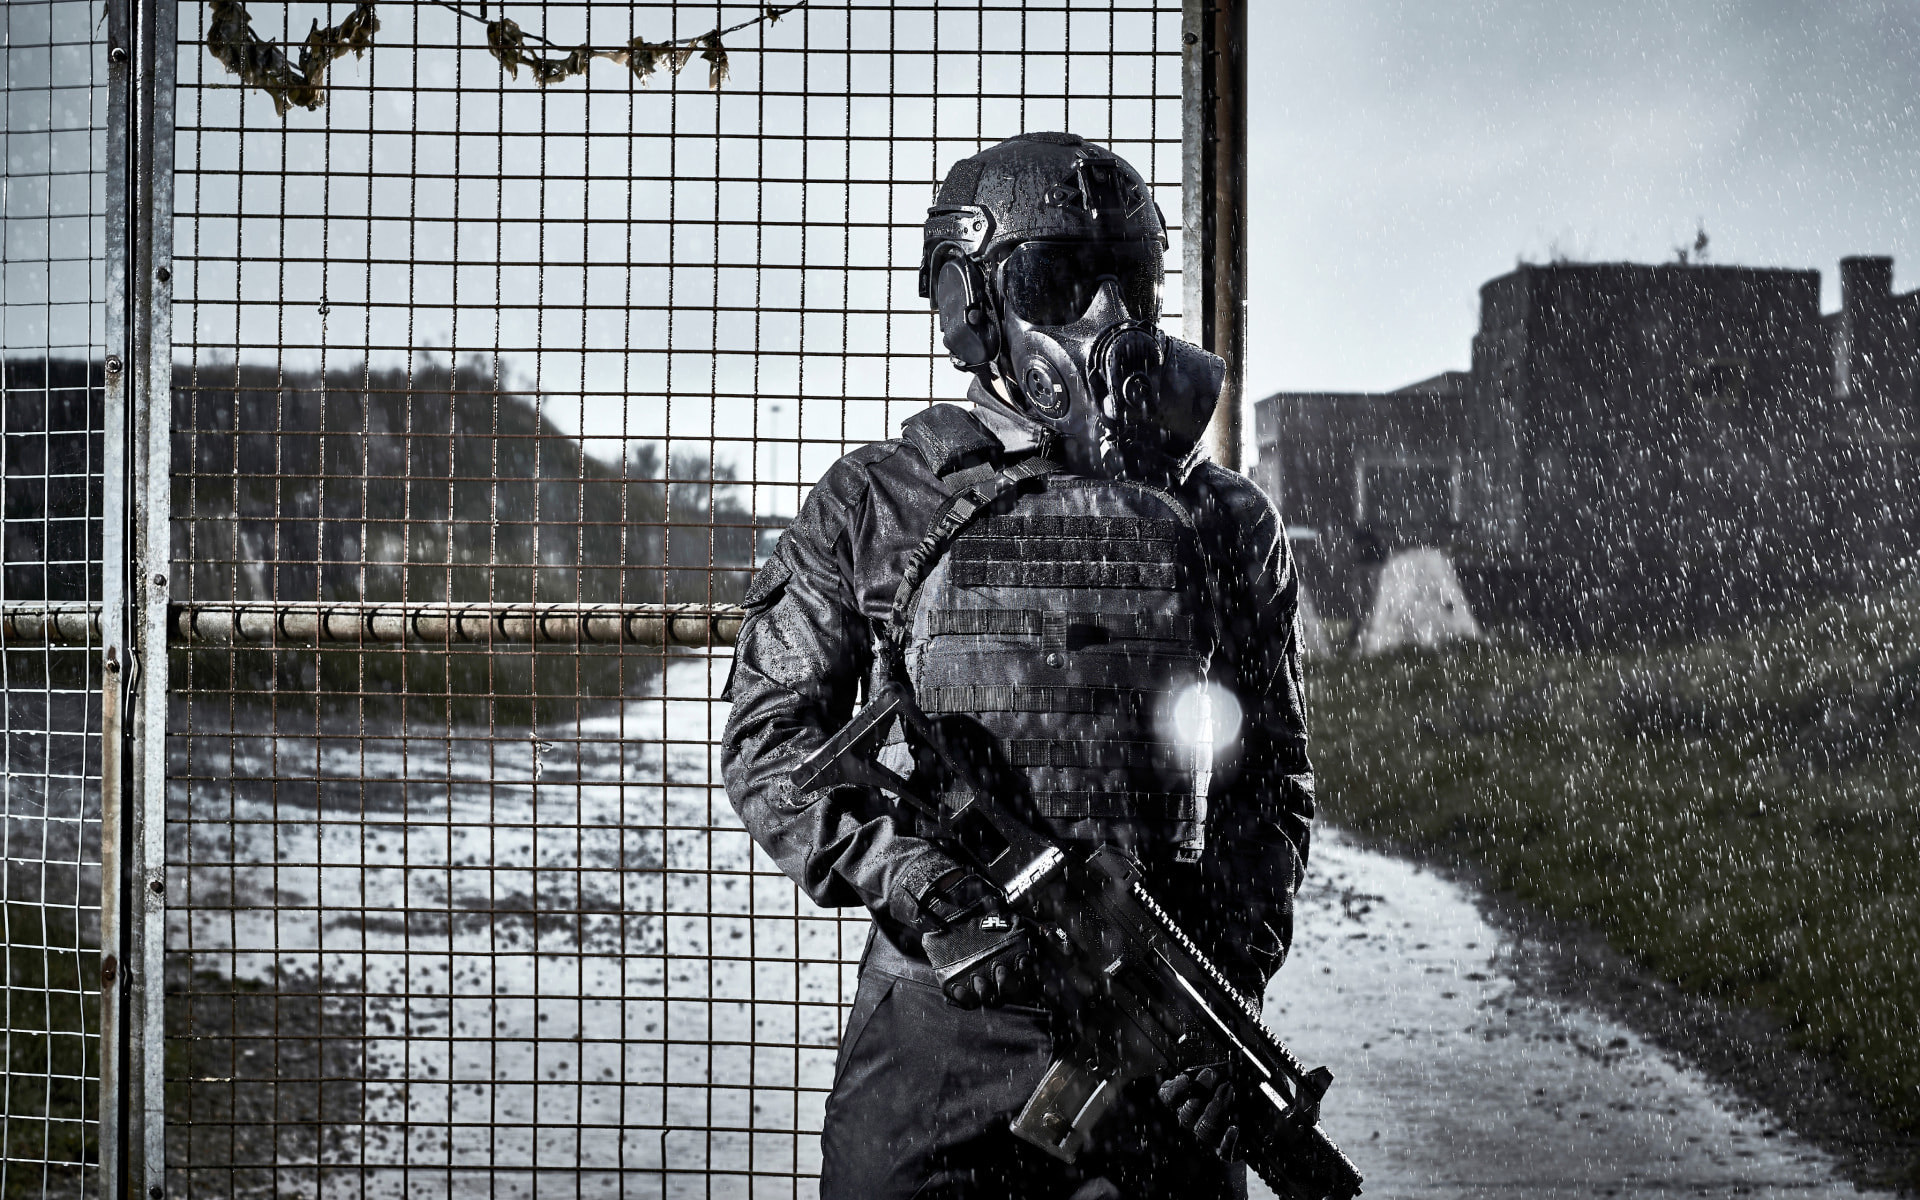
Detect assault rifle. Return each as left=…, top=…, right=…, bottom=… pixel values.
left=792, top=683, right=1364, bottom=1200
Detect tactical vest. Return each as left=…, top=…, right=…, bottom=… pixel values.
left=890, top=405, right=1219, bottom=863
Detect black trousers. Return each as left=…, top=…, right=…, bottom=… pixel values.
left=819, top=961, right=1246, bottom=1200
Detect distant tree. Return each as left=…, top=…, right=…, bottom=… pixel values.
left=1674, top=221, right=1710, bottom=265
left=167, top=358, right=762, bottom=722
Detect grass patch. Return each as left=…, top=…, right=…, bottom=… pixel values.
left=1308, top=588, right=1920, bottom=1133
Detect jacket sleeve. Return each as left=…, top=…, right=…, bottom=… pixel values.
left=1189, top=466, right=1316, bottom=987
left=720, top=454, right=963, bottom=931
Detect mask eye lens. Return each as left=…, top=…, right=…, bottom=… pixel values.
left=1001, top=242, right=1162, bottom=326
left=1002, top=243, right=1089, bottom=325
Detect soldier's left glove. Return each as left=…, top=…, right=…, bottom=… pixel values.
left=1158, top=1063, right=1241, bottom=1160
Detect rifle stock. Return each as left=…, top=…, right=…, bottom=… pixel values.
left=793, top=684, right=1363, bottom=1199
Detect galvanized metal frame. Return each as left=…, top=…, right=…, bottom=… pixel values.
left=1183, top=0, right=1247, bottom=470
left=0, top=2, right=1238, bottom=1190
left=96, top=0, right=176, bottom=1194
left=128, top=0, right=177, bottom=1194
left=100, top=1, right=132, bottom=1192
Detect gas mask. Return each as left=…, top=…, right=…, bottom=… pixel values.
left=992, top=239, right=1223, bottom=480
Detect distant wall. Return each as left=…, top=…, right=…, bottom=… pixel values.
left=1253, top=373, right=1468, bottom=622
left=1257, top=258, right=1920, bottom=645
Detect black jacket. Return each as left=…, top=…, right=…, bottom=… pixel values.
left=720, top=389, right=1314, bottom=991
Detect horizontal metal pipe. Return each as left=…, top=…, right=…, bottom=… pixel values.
left=0, top=604, right=105, bottom=645
left=168, top=601, right=745, bottom=648
left=0, top=602, right=746, bottom=648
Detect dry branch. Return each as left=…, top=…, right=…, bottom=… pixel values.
left=205, top=1, right=798, bottom=113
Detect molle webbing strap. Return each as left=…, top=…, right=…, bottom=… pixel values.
left=951, top=537, right=1173, bottom=564
left=917, top=683, right=1168, bottom=716
left=885, top=454, right=1061, bottom=650
left=952, top=560, right=1177, bottom=590
left=973, top=515, right=1178, bottom=541
left=924, top=609, right=1196, bottom=643
left=949, top=515, right=1185, bottom=590
left=939, top=791, right=1199, bottom=822
left=1005, top=739, right=1199, bottom=771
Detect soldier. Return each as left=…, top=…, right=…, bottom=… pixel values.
left=721, top=132, right=1313, bottom=1199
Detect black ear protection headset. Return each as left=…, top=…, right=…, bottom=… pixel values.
left=918, top=205, right=1000, bottom=377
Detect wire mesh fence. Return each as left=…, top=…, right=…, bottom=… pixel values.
left=160, top=1, right=1184, bottom=1195
left=1, top=2, right=111, bottom=1196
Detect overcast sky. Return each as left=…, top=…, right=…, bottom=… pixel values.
left=1244, top=0, right=1920, bottom=399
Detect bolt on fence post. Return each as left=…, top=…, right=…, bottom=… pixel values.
left=1184, top=0, right=1249, bottom=472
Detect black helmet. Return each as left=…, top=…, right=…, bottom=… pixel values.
left=919, top=132, right=1166, bottom=291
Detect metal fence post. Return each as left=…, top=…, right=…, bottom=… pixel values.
left=99, top=0, right=133, bottom=1192
left=1184, top=0, right=1249, bottom=472
left=121, top=0, right=174, bottom=1193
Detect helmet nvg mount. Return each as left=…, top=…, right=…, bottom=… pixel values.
left=920, top=132, right=1222, bottom=480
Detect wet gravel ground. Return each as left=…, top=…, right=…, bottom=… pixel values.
left=1260, top=829, right=1890, bottom=1199
left=162, top=657, right=1907, bottom=1196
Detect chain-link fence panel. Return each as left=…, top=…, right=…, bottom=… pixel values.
left=163, top=3, right=1183, bottom=1195
left=1, top=1, right=111, bottom=1195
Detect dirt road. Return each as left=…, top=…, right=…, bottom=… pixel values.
left=1261, top=830, right=1886, bottom=1199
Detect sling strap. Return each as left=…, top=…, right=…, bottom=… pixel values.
left=883, top=453, right=1062, bottom=653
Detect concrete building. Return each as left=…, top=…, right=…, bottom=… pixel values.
left=1254, top=256, right=1919, bottom=644
left=1253, top=371, right=1470, bottom=621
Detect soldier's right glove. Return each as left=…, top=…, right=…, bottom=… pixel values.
left=913, top=866, right=997, bottom=929
left=922, top=907, right=1035, bottom=1008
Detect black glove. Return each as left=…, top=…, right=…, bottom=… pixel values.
left=913, top=867, right=997, bottom=929
left=920, top=902, right=1036, bottom=1009
left=1157, top=1063, right=1240, bottom=1160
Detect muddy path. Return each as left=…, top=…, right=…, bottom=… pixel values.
left=1261, top=830, right=1893, bottom=1199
